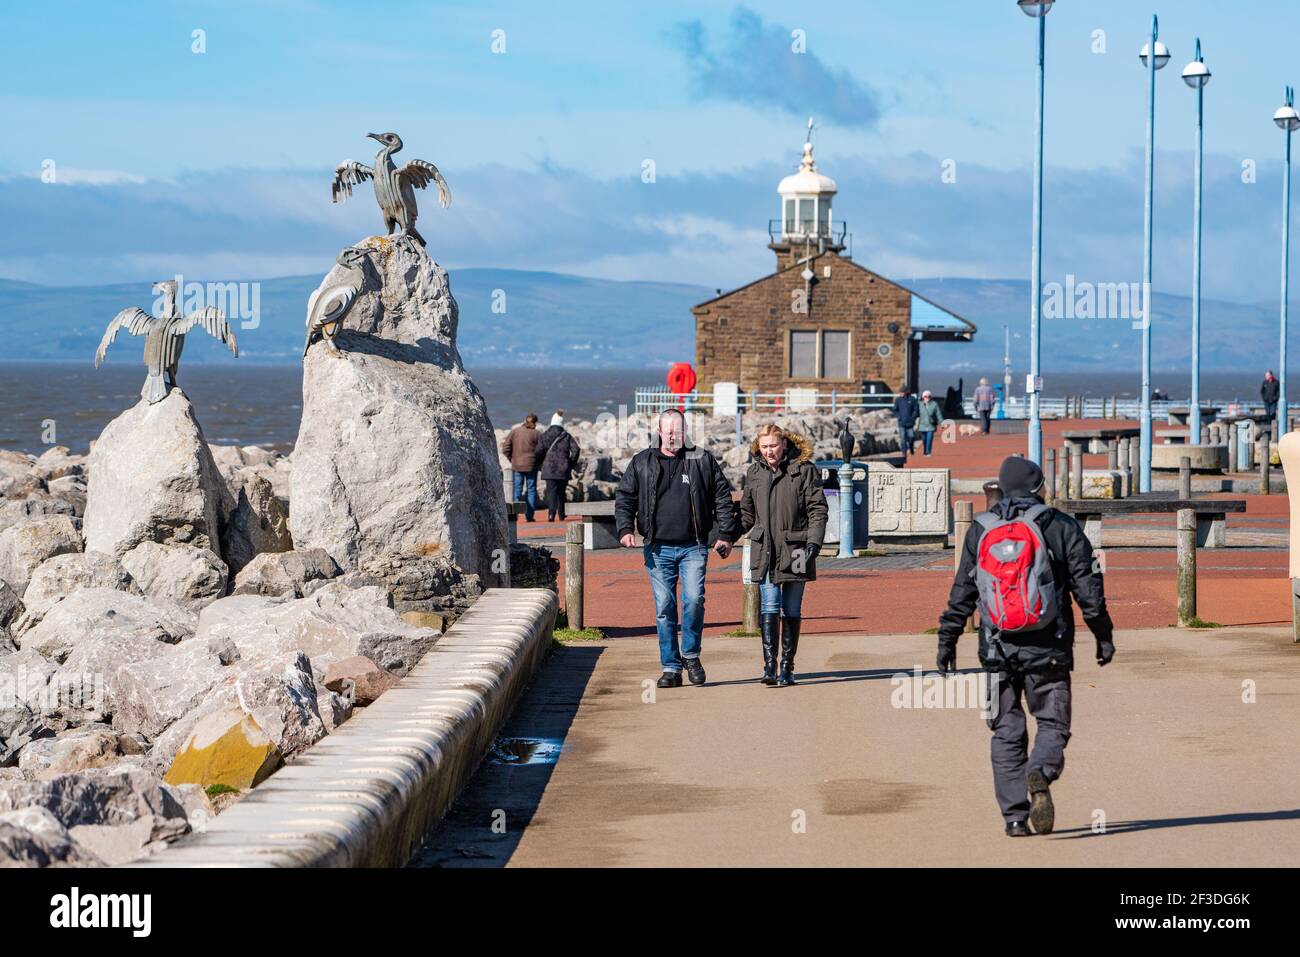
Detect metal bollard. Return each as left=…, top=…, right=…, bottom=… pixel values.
left=564, top=522, right=585, bottom=631
left=1176, top=507, right=1197, bottom=626
left=837, top=461, right=856, bottom=557
left=1262, top=432, right=1272, bottom=495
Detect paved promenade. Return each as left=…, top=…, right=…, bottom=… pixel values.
left=413, top=626, right=1300, bottom=867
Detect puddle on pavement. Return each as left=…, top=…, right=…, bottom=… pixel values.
left=488, top=736, right=563, bottom=766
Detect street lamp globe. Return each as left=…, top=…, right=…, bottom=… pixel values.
left=1182, top=59, right=1210, bottom=89
left=1139, top=40, right=1171, bottom=70
left=1275, top=103, right=1300, bottom=132
left=1016, top=0, right=1054, bottom=16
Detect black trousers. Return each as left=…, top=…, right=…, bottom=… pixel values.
left=544, top=480, right=568, bottom=519
left=985, top=668, right=1072, bottom=824
left=979, top=410, right=992, bottom=433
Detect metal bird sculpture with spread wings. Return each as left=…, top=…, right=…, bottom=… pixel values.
left=94, top=280, right=238, bottom=403
left=303, top=246, right=370, bottom=355
left=331, top=132, right=451, bottom=246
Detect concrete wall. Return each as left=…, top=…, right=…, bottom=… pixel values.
left=130, top=587, right=558, bottom=867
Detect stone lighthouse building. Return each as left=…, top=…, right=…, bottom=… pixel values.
left=692, top=137, right=975, bottom=399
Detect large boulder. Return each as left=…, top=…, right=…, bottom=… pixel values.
left=232, top=547, right=340, bottom=598
left=120, top=541, right=228, bottom=612
left=0, top=516, right=82, bottom=595
left=290, top=235, right=508, bottom=601
left=0, top=580, right=22, bottom=651
left=14, top=550, right=138, bottom=635
left=83, top=389, right=228, bottom=559
left=0, top=806, right=103, bottom=867
left=196, top=581, right=439, bottom=678
left=106, top=638, right=233, bottom=741
left=0, top=495, right=79, bottom=533
left=21, top=587, right=195, bottom=666
left=17, top=724, right=132, bottom=778
left=162, top=703, right=282, bottom=792
left=219, top=469, right=293, bottom=575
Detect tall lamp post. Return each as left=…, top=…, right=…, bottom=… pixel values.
left=1018, top=0, right=1054, bottom=465
left=1182, top=40, right=1210, bottom=445
left=1138, top=16, right=1170, bottom=493
left=1275, top=87, right=1299, bottom=438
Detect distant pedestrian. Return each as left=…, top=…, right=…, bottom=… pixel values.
left=936, top=455, right=1115, bottom=838
left=536, top=412, right=580, bottom=521
left=973, top=377, right=996, bottom=434
left=501, top=413, right=542, bottom=522
left=1262, top=370, right=1280, bottom=433
left=916, top=389, right=942, bottom=456
left=892, top=388, right=920, bottom=459
left=615, top=410, right=737, bottom=688
left=739, top=425, right=828, bottom=686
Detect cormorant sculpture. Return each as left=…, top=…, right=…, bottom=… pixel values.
left=303, top=247, right=369, bottom=355
left=331, top=132, right=451, bottom=246
left=94, top=280, right=238, bottom=403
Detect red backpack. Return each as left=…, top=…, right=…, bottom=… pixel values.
left=972, top=504, right=1059, bottom=634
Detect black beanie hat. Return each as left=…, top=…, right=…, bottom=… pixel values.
left=998, top=455, right=1045, bottom=495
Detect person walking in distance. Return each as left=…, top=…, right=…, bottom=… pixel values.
left=1261, top=370, right=1281, bottom=436
left=739, top=425, right=827, bottom=686
left=892, top=387, right=920, bottom=460
left=536, top=411, right=580, bottom=522
left=501, top=413, right=542, bottom=522
left=916, top=389, right=942, bottom=456
left=615, top=410, right=737, bottom=688
left=973, top=377, right=996, bottom=434
left=936, top=455, right=1115, bottom=837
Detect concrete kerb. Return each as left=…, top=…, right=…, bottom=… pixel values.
left=129, top=587, right=558, bottom=868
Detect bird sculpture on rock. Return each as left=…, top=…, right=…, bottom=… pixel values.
left=331, top=132, right=451, bottom=246
left=303, top=246, right=370, bottom=356
left=94, top=280, right=238, bottom=403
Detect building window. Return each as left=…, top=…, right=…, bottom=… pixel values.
left=789, top=330, right=818, bottom=378
left=783, top=198, right=795, bottom=235
left=788, top=329, right=852, bottom=380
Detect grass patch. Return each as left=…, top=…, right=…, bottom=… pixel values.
left=856, top=548, right=888, bottom=557
left=205, top=783, right=239, bottom=797
left=922, top=626, right=940, bottom=635
left=554, top=626, right=606, bottom=641
left=1178, top=617, right=1222, bottom=629
left=723, top=628, right=759, bottom=637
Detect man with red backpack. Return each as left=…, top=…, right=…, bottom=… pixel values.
left=936, top=455, right=1115, bottom=837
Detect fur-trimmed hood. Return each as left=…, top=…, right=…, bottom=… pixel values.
left=748, top=429, right=814, bottom=465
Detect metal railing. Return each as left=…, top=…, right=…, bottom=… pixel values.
left=766, top=219, right=851, bottom=255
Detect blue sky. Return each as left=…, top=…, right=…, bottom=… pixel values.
left=3, top=0, right=1300, bottom=300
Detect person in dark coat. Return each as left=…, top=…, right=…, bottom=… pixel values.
left=936, top=455, right=1115, bottom=838
left=1262, top=370, right=1280, bottom=432
left=536, top=412, right=580, bottom=521
left=501, top=414, right=541, bottom=521
left=739, top=426, right=828, bottom=686
left=615, top=410, right=737, bottom=688
left=892, top=388, right=920, bottom=459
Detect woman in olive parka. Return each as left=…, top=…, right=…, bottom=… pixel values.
left=739, top=425, right=829, bottom=686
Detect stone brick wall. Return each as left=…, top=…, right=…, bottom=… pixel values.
left=693, top=250, right=912, bottom=397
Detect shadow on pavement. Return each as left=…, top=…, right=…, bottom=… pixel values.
left=1051, top=807, right=1300, bottom=839
left=405, top=642, right=604, bottom=868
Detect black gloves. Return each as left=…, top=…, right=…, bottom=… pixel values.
left=804, top=543, right=819, bottom=560
left=1095, top=638, right=1115, bottom=667
left=936, top=641, right=957, bottom=673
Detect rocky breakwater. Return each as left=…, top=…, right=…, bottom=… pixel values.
left=291, top=235, right=508, bottom=614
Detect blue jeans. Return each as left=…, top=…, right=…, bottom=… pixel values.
left=919, top=429, right=935, bottom=455
left=759, top=575, right=805, bottom=617
left=899, top=426, right=915, bottom=456
left=644, top=542, right=708, bottom=672
left=511, top=469, right=538, bottom=520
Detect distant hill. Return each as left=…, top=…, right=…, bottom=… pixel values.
left=0, top=270, right=1287, bottom=371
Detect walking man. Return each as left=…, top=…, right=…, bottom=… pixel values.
left=973, top=377, right=996, bottom=434
left=501, top=413, right=542, bottom=522
left=936, top=455, right=1115, bottom=837
left=1262, top=370, right=1280, bottom=435
left=892, top=388, right=920, bottom=460
left=615, top=409, right=737, bottom=687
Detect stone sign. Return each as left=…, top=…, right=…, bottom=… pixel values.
left=867, top=464, right=949, bottom=543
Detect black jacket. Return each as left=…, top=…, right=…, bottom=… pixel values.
left=1262, top=378, right=1280, bottom=403
left=537, top=426, right=579, bottom=481
left=615, top=444, right=737, bottom=545
left=937, top=493, right=1114, bottom=672
left=739, top=432, right=828, bottom=583
left=893, top=394, right=920, bottom=428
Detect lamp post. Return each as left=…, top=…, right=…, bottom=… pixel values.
left=1183, top=40, right=1210, bottom=446
left=1275, top=87, right=1299, bottom=438
left=1138, top=16, right=1170, bottom=493
left=1018, top=0, right=1054, bottom=464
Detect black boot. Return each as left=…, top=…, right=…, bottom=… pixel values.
left=760, top=613, right=780, bottom=685
left=778, top=616, right=801, bottom=686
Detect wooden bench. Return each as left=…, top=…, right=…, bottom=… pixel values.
left=1053, top=496, right=1246, bottom=550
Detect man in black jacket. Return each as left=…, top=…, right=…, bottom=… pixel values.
left=615, top=409, right=737, bottom=688
left=936, top=455, right=1115, bottom=837
left=893, top=388, right=920, bottom=459
left=1262, top=370, right=1280, bottom=432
